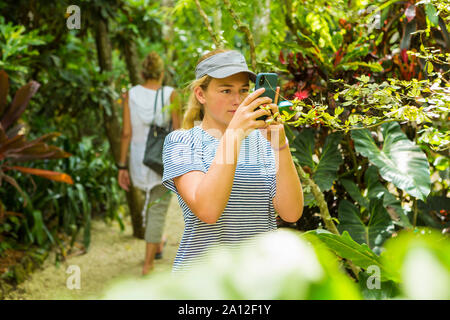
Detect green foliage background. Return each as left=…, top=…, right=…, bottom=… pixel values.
left=0, top=0, right=448, bottom=299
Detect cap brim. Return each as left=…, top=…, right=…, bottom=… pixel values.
left=207, top=67, right=256, bottom=82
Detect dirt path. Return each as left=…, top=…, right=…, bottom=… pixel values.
left=5, top=193, right=184, bottom=300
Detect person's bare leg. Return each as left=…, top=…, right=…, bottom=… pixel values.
left=142, top=242, right=160, bottom=275
left=157, top=234, right=167, bottom=254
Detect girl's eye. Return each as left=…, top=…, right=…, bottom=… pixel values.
left=221, top=88, right=248, bottom=94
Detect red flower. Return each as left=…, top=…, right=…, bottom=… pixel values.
left=294, top=90, right=309, bottom=100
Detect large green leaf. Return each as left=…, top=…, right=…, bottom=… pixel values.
left=291, top=128, right=315, bottom=169
left=351, top=121, right=431, bottom=201
left=337, top=198, right=395, bottom=254
left=358, top=271, right=400, bottom=299
left=341, top=167, right=412, bottom=228
left=425, top=3, right=439, bottom=26
left=364, top=166, right=412, bottom=228
left=314, top=132, right=344, bottom=191
left=340, top=178, right=370, bottom=209
left=31, top=210, right=45, bottom=246
left=292, top=128, right=343, bottom=191
left=307, top=229, right=395, bottom=282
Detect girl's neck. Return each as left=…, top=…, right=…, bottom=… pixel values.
left=200, top=118, right=228, bottom=140
left=141, top=79, right=162, bottom=90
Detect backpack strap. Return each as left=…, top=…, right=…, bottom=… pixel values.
left=152, top=88, right=159, bottom=126
left=161, top=86, right=164, bottom=123
left=152, top=86, right=172, bottom=130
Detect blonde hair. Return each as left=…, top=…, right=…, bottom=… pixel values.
left=142, top=51, right=164, bottom=81
left=181, top=48, right=231, bottom=129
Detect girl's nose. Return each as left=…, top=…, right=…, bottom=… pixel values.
left=233, top=92, right=243, bottom=105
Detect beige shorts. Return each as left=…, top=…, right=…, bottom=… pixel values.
left=139, top=184, right=171, bottom=243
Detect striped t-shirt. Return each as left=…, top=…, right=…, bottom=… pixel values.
left=162, top=125, right=277, bottom=272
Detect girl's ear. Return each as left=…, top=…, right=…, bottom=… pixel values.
left=194, top=86, right=206, bottom=104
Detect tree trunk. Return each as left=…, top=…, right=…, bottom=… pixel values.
left=94, top=15, right=145, bottom=239
left=161, top=0, right=177, bottom=86
left=123, top=39, right=143, bottom=85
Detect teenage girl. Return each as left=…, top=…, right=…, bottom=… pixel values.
left=162, top=49, right=303, bottom=272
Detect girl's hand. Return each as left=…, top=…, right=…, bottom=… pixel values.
left=118, top=169, right=131, bottom=192
left=227, top=87, right=273, bottom=141
left=258, top=102, right=287, bottom=149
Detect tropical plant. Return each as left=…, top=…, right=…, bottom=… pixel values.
left=0, top=70, right=73, bottom=258
left=102, top=229, right=363, bottom=300
left=0, top=16, right=47, bottom=79
left=0, top=0, right=448, bottom=299
left=101, top=228, right=450, bottom=300
left=260, top=0, right=450, bottom=244
left=0, top=70, right=73, bottom=202
left=306, top=227, right=450, bottom=299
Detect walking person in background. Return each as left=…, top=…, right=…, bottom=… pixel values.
left=117, top=51, right=182, bottom=275
left=162, top=48, right=304, bottom=273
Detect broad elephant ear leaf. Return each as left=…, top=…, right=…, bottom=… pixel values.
left=292, top=128, right=343, bottom=191
left=305, top=229, right=395, bottom=281
left=314, top=132, right=343, bottom=191
left=341, top=178, right=370, bottom=209
left=291, top=128, right=315, bottom=169
left=341, top=166, right=412, bottom=228
left=364, top=165, right=412, bottom=228
left=351, top=121, right=430, bottom=201
left=337, top=198, right=394, bottom=254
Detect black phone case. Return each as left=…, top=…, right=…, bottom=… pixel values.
left=254, top=73, right=278, bottom=121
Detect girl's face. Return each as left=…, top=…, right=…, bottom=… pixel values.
left=195, top=72, right=250, bottom=128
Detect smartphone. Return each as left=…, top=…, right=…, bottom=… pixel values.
left=254, top=73, right=278, bottom=121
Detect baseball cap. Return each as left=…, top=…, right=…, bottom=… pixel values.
left=195, top=50, right=256, bottom=82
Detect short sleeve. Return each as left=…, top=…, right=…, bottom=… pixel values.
left=162, top=130, right=206, bottom=194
